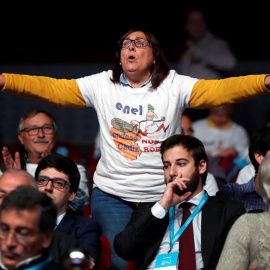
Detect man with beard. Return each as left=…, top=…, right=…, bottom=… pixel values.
left=114, top=134, right=245, bottom=270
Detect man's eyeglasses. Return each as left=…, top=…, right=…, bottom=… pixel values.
left=36, top=176, right=71, bottom=190
left=120, top=38, right=152, bottom=48
left=0, top=223, right=38, bottom=244
left=20, top=124, right=55, bottom=136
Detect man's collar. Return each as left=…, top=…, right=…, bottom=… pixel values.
left=177, top=189, right=206, bottom=208
left=0, top=253, right=42, bottom=269
left=56, top=212, right=66, bottom=227
left=207, top=118, right=232, bottom=129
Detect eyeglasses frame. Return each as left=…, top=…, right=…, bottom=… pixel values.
left=20, top=124, right=55, bottom=136
left=119, top=38, right=152, bottom=48
left=36, top=176, right=71, bottom=190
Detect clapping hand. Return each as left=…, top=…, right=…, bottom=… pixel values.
left=2, top=146, right=21, bottom=169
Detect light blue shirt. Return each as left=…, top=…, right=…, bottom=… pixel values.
left=120, top=74, right=152, bottom=88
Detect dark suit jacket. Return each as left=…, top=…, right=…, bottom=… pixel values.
left=114, top=196, right=245, bottom=270
left=56, top=210, right=102, bottom=262
left=49, top=230, right=81, bottom=263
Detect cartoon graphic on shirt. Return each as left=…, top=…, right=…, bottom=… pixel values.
left=130, top=104, right=169, bottom=136
left=110, top=104, right=169, bottom=161
left=110, top=118, right=142, bottom=160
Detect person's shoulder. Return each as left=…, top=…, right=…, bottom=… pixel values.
left=168, top=70, right=199, bottom=84
left=219, top=182, right=240, bottom=192
left=206, top=31, right=230, bottom=45
left=209, top=194, right=245, bottom=209
left=216, top=183, right=238, bottom=199
left=192, top=118, right=207, bottom=127
left=231, top=121, right=249, bottom=132
left=53, top=229, right=79, bottom=244
left=236, top=211, right=268, bottom=226
left=76, top=70, right=113, bottom=83
left=65, top=210, right=102, bottom=229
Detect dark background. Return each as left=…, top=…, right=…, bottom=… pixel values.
left=1, top=4, right=270, bottom=63
left=1, top=4, right=270, bottom=152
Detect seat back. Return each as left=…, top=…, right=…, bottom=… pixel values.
left=96, top=235, right=111, bottom=270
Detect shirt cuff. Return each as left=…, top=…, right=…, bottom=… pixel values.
left=151, top=202, right=168, bottom=219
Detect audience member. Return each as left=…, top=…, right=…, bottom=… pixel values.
left=176, top=8, right=237, bottom=122
left=181, top=112, right=194, bottom=136
left=1, top=109, right=89, bottom=214
left=35, top=153, right=102, bottom=267
left=0, top=168, right=36, bottom=205
left=0, top=168, right=82, bottom=265
left=181, top=112, right=219, bottom=195
left=114, top=134, right=245, bottom=270
left=177, top=8, right=237, bottom=80
left=235, top=108, right=270, bottom=185
left=0, top=28, right=269, bottom=269
left=193, top=104, right=249, bottom=183
left=217, top=126, right=270, bottom=212
left=216, top=154, right=270, bottom=270
left=0, top=185, right=66, bottom=270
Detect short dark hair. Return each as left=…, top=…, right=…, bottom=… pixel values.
left=160, top=134, right=208, bottom=184
left=249, top=126, right=270, bottom=174
left=0, top=185, right=57, bottom=232
left=35, top=153, right=80, bottom=193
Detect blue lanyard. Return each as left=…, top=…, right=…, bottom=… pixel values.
left=168, top=192, right=209, bottom=252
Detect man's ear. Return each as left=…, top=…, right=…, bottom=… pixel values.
left=42, top=230, right=54, bottom=249
left=18, top=134, right=24, bottom=145
left=199, top=160, right=207, bottom=174
left=68, top=191, right=77, bottom=202
left=254, top=152, right=264, bottom=165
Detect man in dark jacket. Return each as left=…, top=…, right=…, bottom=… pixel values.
left=0, top=185, right=66, bottom=270
left=114, top=134, right=245, bottom=270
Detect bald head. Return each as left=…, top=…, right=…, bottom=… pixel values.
left=0, top=169, right=37, bottom=205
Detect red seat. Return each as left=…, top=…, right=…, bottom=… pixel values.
left=96, top=236, right=111, bottom=270
left=127, top=261, right=137, bottom=270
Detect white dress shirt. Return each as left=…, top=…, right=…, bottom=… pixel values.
left=147, top=190, right=206, bottom=269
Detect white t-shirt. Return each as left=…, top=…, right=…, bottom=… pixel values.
left=76, top=70, right=198, bottom=202
left=193, top=119, right=249, bottom=158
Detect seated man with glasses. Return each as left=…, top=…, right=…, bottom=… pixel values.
left=0, top=168, right=84, bottom=265
left=35, top=153, right=102, bottom=269
left=0, top=185, right=66, bottom=270
left=1, top=108, right=90, bottom=215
